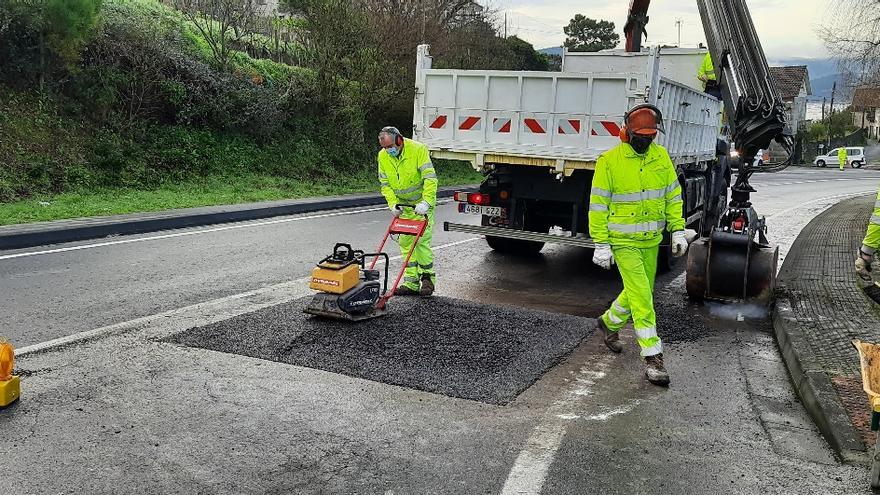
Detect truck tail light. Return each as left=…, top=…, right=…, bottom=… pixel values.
left=468, top=193, right=491, bottom=205
left=453, top=192, right=469, bottom=202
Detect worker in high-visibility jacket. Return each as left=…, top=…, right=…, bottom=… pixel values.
left=838, top=147, right=848, bottom=171
left=697, top=52, right=721, bottom=99
left=377, top=126, right=438, bottom=296
left=589, top=104, right=694, bottom=386
left=856, top=186, right=880, bottom=282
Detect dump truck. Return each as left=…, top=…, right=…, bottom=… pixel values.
left=416, top=0, right=792, bottom=304
left=416, top=45, right=729, bottom=268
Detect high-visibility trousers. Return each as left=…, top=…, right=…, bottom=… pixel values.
left=600, top=245, right=663, bottom=357
left=398, top=210, right=435, bottom=290
left=840, top=157, right=846, bottom=170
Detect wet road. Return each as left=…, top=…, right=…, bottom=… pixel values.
left=3, top=166, right=880, bottom=493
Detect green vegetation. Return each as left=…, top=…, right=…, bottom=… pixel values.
left=0, top=162, right=481, bottom=225
left=563, top=14, right=620, bottom=52
left=0, top=0, right=542, bottom=224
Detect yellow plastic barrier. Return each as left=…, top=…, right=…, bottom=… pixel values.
left=0, top=339, right=19, bottom=408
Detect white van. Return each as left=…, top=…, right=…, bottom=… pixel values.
left=813, top=147, right=866, bottom=168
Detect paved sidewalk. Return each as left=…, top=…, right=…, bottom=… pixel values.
left=774, top=194, right=880, bottom=463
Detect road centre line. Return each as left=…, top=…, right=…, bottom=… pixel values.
left=0, top=200, right=456, bottom=261
left=15, top=236, right=480, bottom=356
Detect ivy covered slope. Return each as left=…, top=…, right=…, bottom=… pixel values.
left=0, top=0, right=483, bottom=225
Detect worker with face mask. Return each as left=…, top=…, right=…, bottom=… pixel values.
left=377, top=126, right=438, bottom=296
left=588, top=105, right=694, bottom=386
left=856, top=187, right=880, bottom=282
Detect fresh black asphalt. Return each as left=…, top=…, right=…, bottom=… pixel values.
left=166, top=295, right=596, bottom=405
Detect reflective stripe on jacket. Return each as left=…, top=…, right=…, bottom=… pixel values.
left=865, top=187, right=880, bottom=250
left=838, top=148, right=848, bottom=161
left=377, top=138, right=438, bottom=208
left=589, top=142, right=686, bottom=248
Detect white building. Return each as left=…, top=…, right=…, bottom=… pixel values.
left=769, top=65, right=811, bottom=136
left=852, top=87, right=880, bottom=140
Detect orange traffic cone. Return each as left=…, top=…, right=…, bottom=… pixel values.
left=0, top=339, right=20, bottom=408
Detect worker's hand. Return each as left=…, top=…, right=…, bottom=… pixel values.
left=391, top=205, right=403, bottom=217
left=414, top=201, right=431, bottom=216
left=698, top=74, right=708, bottom=82
left=671, top=231, right=689, bottom=257
left=856, top=246, right=875, bottom=281
left=683, top=228, right=699, bottom=244
left=592, top=244, right=615, bottom=270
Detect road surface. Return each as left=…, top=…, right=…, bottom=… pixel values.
left=3, top=166, right=880, bottom=494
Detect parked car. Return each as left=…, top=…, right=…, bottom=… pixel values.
left=728, top=148, right=769, bottom=169
left=813, top=147, right=866, bottom=168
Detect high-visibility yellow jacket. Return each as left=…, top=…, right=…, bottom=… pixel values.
left=377, top=138, right=438, bottom=208
left=698, top=53, right=716, bottom=85
left=864, top=187, right=880, bottom=251
left=838, top=148, right=848, bottom=162
left=589, top=142, right=686, bottom=248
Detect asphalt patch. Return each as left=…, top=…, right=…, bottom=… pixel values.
left=165, top=296, right=595, bottom=405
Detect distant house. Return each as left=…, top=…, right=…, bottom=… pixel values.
left=852, top=87, right=880, bottom=140
left=449, top=1, right=485, bottom=27
left=769, top=65, right=812, bottom=136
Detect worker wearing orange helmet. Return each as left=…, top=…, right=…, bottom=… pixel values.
left=589, top=104, right=695, bottom=386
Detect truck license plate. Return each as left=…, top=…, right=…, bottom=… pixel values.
left=463, top=204, right=505, bottom=217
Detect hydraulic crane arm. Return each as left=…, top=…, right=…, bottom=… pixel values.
left=697, top=0, right=793, bottom=170
left=624, top=0, right=651, bottom=53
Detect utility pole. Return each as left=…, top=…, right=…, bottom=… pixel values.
left=504, top=13, right=507, bottom=39
left=822, top=97, right=826, bottom=121
left=675, top=18, right=682, bottom=47
left=420, top=0, right=426, bottom=44
left=828, top=81, right=837, bottom=146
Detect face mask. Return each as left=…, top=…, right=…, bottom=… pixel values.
left=629, top=135, right=654, bottom=154
left=387, top=146, right=400, bottom=158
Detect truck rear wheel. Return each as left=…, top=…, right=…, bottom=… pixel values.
left=483, top=213, right=548, bottom=256
left=485, top=235, right=544, bottom=256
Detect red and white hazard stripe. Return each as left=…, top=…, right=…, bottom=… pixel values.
left=557, top=119, right=582, bottom=135
left=492, top=118, right=512, bottom=133
left=428, top=115, right=448, bottom=129
left=591, top=120, right=622, bottom=136
left=458, top=116, right=482, bottom=131
left=523, top=118, right=547, bottom=134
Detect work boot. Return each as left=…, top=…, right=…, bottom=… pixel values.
left=395, top=285, right=419, bottom=296
left=645, top=354, right=670, bottom=386
left=598, top=318, right=622, bottom=353
left=419, top=275, right=435, bottom=297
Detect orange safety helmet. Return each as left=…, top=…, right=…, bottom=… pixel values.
left=619, top=104, right=665, bottom=143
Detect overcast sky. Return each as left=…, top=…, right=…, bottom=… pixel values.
left=492, top=0, right=835, bottom=61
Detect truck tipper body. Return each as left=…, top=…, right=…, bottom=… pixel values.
left=413, top=44, right=731, bottom=260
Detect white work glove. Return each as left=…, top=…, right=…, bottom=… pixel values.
left=671, top=230, right=694, bottom=258
left=592, top=244, right=615, bottom=270
left=856, top=246, right=875, bottom=281
left=391, top=205, right=403, bottom=217
left=414, top=201, right=431, bottom=215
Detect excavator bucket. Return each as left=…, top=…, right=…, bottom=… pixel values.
left=686, top=231, right=778, bottom=306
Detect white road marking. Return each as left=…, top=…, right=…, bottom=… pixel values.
left=501, top=357, right=615, bottom=495
left=15, top=236, right=481, bottom=356
left=0, top=200, right=455, bottom=261
left=765, top=190, right=877, bottom=220
left=584, top=401, right=641, bottom=421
